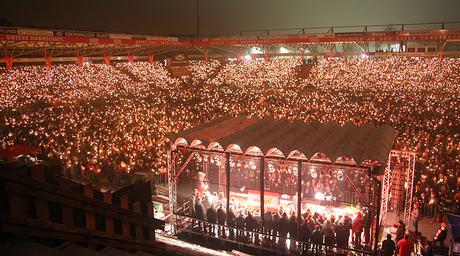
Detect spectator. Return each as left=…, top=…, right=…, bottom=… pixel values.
left=395, top=221, right=406, bottom=243
left=195, top=197, right=205, bottom=232
left=273, top=210, right=281, bottom=238
left=382, top=233, right=396, bottom=256
left=343, top=216, right=352, bottom=245
left=227, top=207, right=236, bottom=239
left=264, top=210, right=274, bottom=238
left=236, top=211, right=245, bottom=241
left=288, top=214, right=298, bottom=250
left=189, top=195, right=196, bottom=228
left=1, top=58, right=459, bottom=253
left=299, top=218, right=311, bottom=252
left=206, top=203, right=217, bottom=235
left=216, top=204, right=226, bottom=237
left=422, top=242, right=434, bottom=256
left=410, top=202, right=420, bottom=234
left=433, top=223, right=447, bottom=247
left=364, top=211, right=372, bottom=245
left=335, top=222, right=348, bottom=248
left=323, top=220, right=336, bottom=246
left=311, top=224, right=323, bottom=254
left=397, top=234, right=414, bottom=256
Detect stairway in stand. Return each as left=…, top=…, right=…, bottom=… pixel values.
left=297, top=63, right=314, bottom=80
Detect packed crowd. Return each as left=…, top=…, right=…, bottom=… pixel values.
left=0, top=58, right=458, bottom=211
left=189, top=191, right=373, bottom=254
left=187, top=60, right=221, bottom=84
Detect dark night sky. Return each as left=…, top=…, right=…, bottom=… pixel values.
left=1, top=0, right=460, bottom=36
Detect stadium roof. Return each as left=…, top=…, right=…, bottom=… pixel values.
left=169, top=116, right=396, bottom=167
left=2, top=24, right=460, bottom=62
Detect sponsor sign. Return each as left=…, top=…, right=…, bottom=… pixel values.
left=1, top=27, right=460, bottom=46
left=0, top=27, right=17, bottom=34
left=18, top=29, right=53, bottom=36
left=54, top=31, right=109, bottom=38
left=109, top=33, right=132, bottom=40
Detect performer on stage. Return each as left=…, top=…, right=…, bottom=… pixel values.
left=195, top=171, right=209, bottom=197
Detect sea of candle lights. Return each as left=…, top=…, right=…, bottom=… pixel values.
left=0, top=58, right=458, bottom=208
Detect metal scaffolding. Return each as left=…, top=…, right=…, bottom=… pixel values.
left=402, top=151, right=417, bottom=226
left=168, top=145, right=383, bottom=254
left=380, top=150, right=416, bottom=227
left=167, top=144, right=177, bottom=217
left=380, top=154, right=392, bottom=226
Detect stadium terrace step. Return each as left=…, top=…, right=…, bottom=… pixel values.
left=297, top=63, right=314, bottom=80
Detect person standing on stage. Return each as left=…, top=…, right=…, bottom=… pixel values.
left=364, top=210, right=372, bottom=245
left=195, top=172, right=209, bottom=197
left=352, top=212, right=364, bottom=247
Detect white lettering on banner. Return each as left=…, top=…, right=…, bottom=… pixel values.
left=5, top=34, right=64, bottom=42
left=110, top=33, right=132, bottom=40
left=0, top=27, right=17, bottom=34
left=64, top=31, right=95, bottom=38
left=18, top=29, right=54, bottom=36
left=2, top=29, right=460, bottom=45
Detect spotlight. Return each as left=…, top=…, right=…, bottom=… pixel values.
left=280, top=47, right=289, bottom=54
left=314, top=192, right=325, bottom=200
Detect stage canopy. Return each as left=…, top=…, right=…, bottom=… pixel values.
left=169, top=116, right=396, bottom=167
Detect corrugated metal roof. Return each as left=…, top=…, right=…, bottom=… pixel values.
left=170, top=117, right=395, bottom=166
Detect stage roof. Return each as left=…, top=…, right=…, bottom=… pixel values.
left=169, top=117, right=396, bottom=167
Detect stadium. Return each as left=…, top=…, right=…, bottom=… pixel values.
left=0, top=4, right=460, bottom=256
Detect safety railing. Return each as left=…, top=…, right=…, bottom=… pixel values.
left=174, top=213, right=375, bottom=256
left=240, top=21, right=460, bottom=36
